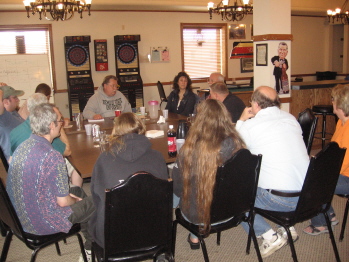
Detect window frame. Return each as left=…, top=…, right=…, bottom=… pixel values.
left=0, top=24, right=57, bottom=93
left=181, top=23, right=228, bottom=81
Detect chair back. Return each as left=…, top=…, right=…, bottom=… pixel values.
left=0, top=146, right=9, bottom=172
left=294, top=142, right=346, bottom=222
left=0, top=177, right=26, bottom=240
left=297, top=108, right=318, bottom=155
left=210, top=149, right=262, bottom=224
left=157, top=81, right=168, bottom=102
left=104, top=172, right=173, bottom=255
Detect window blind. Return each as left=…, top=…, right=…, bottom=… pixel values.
left=182, top=24, right=226, bottom=79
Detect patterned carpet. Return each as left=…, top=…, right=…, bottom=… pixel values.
left=1, top=182, right=348, bottom=262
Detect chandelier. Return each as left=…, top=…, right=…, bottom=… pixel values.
left=207, top=0, right=253, bottom=21
left=327, top=0, right=349, bottom=24
left=23, top=0, right=92, bottom=21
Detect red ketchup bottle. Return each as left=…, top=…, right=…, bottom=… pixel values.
left=167, top=125, right=177, bottom=157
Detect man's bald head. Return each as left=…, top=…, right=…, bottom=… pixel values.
left=252, top=86, right=280, bottom=109
left=208, top=72, right=224, bottom=87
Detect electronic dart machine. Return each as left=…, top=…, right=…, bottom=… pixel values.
left=64, top=35, right=94, bottom=119
left=114, top=35, right=143, bottom=108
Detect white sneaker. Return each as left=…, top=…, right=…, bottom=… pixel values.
left=260, top=233, right=287, bottom=258
left=78, top=249, right=91, bottom=262
left=277, top=226, right=299, bottom=242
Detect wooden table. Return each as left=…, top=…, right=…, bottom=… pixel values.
left=65, top=112, right=187, bottom=178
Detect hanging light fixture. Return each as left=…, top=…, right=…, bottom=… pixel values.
left=23, top=0, right=92, bottom=21
left=327, top=0, right=349, bottom=24
left=207, top=0, right=253, bottom=22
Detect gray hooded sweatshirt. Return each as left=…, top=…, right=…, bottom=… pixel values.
left=83, top=85, right=132, bottom=119
left=89, top=133, right=168, bottom=248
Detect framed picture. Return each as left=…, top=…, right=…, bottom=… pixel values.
left=256, top=43, right=268, bottom=66
left=240, top=58, right=253, bottom=73
left=94, top=39, right=108, bottom=71
left=229, top=24, right=246, bottom=39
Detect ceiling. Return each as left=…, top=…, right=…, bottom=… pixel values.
left=0, top=0, right=346, bottom=16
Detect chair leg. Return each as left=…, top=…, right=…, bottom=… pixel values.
left=198, top=236, right=210, bottom=262
left=30, top=249, right=40, bottom=262
left=246, top=221, right=263, bottom=262
left=339, top=198, right=349, bottom=242
left=324, top=212, right=341, bottom=262
left=0, top=221, right=7, bottom=237
left=76, top=233, right=88, bottom=262
left=216, top=232, right=221, bottom=245
left=55, top=242, right=61, bottom=256
left=171, top=220, right=178, bottom=257
left=284, top=227, right=298, bottom=262
left=0, top=231, right=13, bottom=262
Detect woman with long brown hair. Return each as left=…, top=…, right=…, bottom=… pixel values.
left=172, top=99, right=246, bottom=249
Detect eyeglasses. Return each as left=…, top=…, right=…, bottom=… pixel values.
left=107, top=83, right=120, bottom=89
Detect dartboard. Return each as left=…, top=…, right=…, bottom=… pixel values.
left=117, top=43, right=137, bottom=64
left=67, top=45, right=89, bottom=67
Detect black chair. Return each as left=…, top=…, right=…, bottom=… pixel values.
left=172, top=149, right=263, bottom=262
left=297, top=108, right=318, bottom=155
left=0, top=146, right=9, bottom=237
left=0, top=177, right=87, bottom=262
left=248, top=142, right=346, bottom=262
left=157, top=81, right=168, bottom=108
left=91, top=172, right=174, bottom=262
left=0, top=146, right=8, bottom=173
left=336, top=194, right=349, bottom=241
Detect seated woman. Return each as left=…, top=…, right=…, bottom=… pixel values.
left=172, top=99, right=245, bottom=249
left=89, top=112, right=168, bottom=248
left=303, top=84, right=349, bottom=235
left=165, top=71, right=198, bottom=116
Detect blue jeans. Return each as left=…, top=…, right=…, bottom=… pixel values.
left=242, top=188, right=299, bottom=236
left=311, top=174, right=349, bottom=227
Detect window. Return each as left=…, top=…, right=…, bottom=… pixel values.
left=181, top=23, right=227, bottom=79
left=0, top=30, right=49, bottom=55
left=0, top=25, right=55, bottom=99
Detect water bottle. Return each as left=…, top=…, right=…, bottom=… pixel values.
left=76, top=112, right=83, bottom=131
left=167, top=125, right=177, bottom=157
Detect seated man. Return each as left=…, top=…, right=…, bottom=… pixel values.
left=210, top=82, right=245, bottom=123
left=236, top=86, right=309, bottom=258
left=83, top=75, right=132, bottom=120
left=207, top=72, right=225, bottom=88
left=10, top=93, right=82, bottom=187
left=7, top=103, right=95, bottom=262
left=18, top=83, right=52, bottom=120
left=0, top=85, right=25, bottom=161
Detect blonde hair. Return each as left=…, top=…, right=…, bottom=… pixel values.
left=109, top=113, right=146, bottom=154
left=180, top=99, right=245, bottom=234
left=332, top=84, right=349, bottom=116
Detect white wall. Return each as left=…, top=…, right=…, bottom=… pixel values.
left=0, top=11, right=332, bottom=116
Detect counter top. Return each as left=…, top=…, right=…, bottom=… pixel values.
left=291, top=79, right=349, bottom=90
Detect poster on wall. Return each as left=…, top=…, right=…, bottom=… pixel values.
left=150, top=47, right=170, bottom=62
left=94, top=39, right=108, bottom=71
left=230, top=41, right=253, bottom=59
left=271, top=42, right=289, bottom=94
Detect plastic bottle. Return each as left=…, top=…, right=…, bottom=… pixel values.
left=167, top=125, right=177, bottom=157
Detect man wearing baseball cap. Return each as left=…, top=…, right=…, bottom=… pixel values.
left=0, top=83, right=25, bottom=161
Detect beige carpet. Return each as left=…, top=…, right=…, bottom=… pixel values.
left=1, top=182, right=348, bottom=262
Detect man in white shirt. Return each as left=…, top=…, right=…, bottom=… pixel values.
left=236, top=86, right=309, bottom=258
